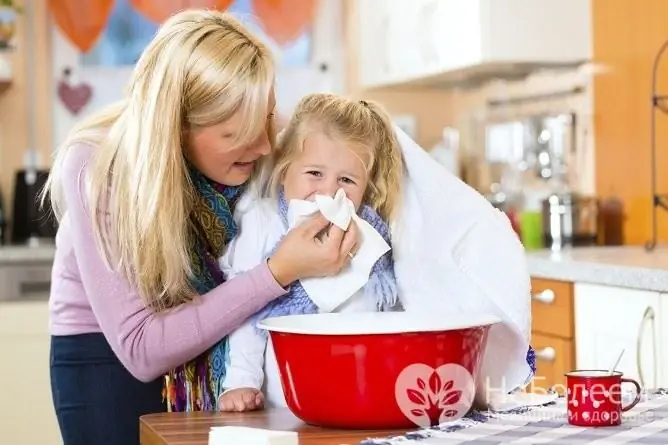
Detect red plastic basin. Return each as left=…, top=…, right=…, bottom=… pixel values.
left=258, top=312, right=500, bottom=429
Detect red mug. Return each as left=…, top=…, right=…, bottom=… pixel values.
left=565, top=370, right=641, bottom=427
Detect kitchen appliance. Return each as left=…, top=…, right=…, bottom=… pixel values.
left=541, top=191, right=599, bottom=251
left=11, top=169, right=57, bottom=245
left=483, top=112, right=576, bottom=188
left=258, top=312, right=500, bottom=429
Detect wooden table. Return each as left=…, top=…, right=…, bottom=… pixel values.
left=140, top=409, right=406, bottom=445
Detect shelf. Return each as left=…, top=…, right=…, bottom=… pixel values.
left=645, top=39, right=668, bottom=251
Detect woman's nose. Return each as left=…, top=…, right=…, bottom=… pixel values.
left=251, top=132, right=272, bottom=157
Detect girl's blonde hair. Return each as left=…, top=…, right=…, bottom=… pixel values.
left=266, top=94, right=403, bottom=221
left=42, top=10, right=275, bottom=310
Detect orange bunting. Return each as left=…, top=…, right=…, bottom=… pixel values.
left=252, top=0, right=317, bottom=46
left=129, top=0, right=234, bottom=24
left=48, top=0, right=115, bottom=52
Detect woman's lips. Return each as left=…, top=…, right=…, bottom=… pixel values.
left=233, top=161, right=255, bottom=172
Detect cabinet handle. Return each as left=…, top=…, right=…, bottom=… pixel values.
left=636, top=305, right=657, bottom=388
left=535, top=347, right=556, bottom=362
left=532, top=289, right=555, bottom=304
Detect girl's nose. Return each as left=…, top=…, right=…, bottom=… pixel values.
left=318, top=178, right=339, bottom=197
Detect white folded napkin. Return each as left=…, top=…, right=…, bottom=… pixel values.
left=287, top=188, right=391, bottom=312
left=487, top=391, right=559, bottom=412
left=209, top=426, right=297, bottom=445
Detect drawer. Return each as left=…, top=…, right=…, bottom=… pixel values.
left=531, top=277, right=574, bottom=339
left=529, top=332, right=574, bottom=395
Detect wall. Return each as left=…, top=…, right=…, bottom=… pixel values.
left=0, top=0, right=342, bottom=230
left=0, top=1, right=52, bottom=224
left=593, top=0, right=668, bottom=245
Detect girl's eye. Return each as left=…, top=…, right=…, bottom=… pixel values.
left=340, top=177, right=356, bottom=185
left=306, top=170, right=322, bottom=177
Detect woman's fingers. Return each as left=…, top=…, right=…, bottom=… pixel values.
left=322, top=220, right=359, bottom=269
left=299, top=212, right=331, bottom=239
left=340, top=220, right=359, bottom=259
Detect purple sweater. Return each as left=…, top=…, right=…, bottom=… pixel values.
left=48, top=143, right=287, bottom=382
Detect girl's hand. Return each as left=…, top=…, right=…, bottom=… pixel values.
left=268, top=212, right=359, bottom=287
left=219, top=388, right=264, bottom=412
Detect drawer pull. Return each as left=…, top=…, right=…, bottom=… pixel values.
left=535, top=347, right=556, bottom=362
left=532, top=289, right=555, bottom=304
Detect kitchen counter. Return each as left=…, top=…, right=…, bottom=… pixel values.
left=0, top=245, right=56, bottom=265
left=526, top=246, right=668, bottom=292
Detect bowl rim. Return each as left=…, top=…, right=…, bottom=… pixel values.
left=256, top=312, right=502, bottom=336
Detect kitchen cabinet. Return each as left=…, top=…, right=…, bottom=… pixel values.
left=0, top=300, right=61, bottom=444
left=353, top=0, right=591, bottom=89
left=529, top=278, right=575, bottom=393
left=574, top=283, right=661, bottom=390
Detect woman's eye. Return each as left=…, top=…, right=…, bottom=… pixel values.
left=306, top=170, right=322, bottom=177
left=340, top=177, right=356, bottom=185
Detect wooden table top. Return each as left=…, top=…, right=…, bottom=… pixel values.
left=140, top=408, right=406, bottom=445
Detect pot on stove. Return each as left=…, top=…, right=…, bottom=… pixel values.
left=541, top=192, right=599, bottom=251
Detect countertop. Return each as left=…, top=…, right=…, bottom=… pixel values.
left=139, top=409, right=404, bottom=445
left=526, top=246, right=668, bottom=292
left=0, top=245, right=56, bottom=265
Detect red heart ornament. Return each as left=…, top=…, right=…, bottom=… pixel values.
left=58, top=79, right=92, bottom=115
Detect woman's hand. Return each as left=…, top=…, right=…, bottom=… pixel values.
left=267, top=212, right=359, bottom=287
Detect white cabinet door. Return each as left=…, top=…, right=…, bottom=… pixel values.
left=659, top=293, right=668, bottom=388
left=0, top=301, right=62, bottom=445
left=355, top=0, right=393, bottom=89
left=574, top=283, right=661, bottom=389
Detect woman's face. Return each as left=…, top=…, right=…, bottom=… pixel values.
left=186, top=93, right=276, bottom=186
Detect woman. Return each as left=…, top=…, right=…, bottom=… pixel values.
left=43, top=10, right=358, bottom=445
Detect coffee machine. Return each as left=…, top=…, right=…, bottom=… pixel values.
left=11, top=168, right=57, bottom=245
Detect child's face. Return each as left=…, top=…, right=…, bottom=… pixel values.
left=281, top=132, right=369, bottom=209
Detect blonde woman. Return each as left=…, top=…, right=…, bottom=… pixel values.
left=43, top=11, right=357, bottom=445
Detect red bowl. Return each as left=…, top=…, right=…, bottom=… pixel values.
left=258, top=312, right=500, bottom=429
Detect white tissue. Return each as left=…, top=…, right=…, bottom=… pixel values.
left=287, top=188, right=391, bottom=312
left=209, top=426, right=297, bottom=445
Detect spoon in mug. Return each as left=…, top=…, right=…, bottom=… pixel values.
left=608, top=349, right=625, bottom=375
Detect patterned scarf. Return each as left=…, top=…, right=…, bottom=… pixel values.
left=162, top=167, right=245, bottom=412
left=250, top=188, right=399, bottom=330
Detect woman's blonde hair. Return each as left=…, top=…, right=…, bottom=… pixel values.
left=266, top=93, right=403, bottom=221
left=42, top=10, right=275, bottom=310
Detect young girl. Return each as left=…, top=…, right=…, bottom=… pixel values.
left=217, top=93, right=404, bottom=411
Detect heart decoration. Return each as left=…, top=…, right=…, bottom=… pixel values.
left=394, top=363, right=476, bottom=428
left=57, top=68, right=93, bottom=115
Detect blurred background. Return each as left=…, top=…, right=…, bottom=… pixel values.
left=1, top=1, right=668, bottom=442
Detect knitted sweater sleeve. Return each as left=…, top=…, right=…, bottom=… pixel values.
left=61, top=143, right=286, bottom=382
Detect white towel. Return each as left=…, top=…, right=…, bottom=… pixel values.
left=390, top=126, right=532, bottom=409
